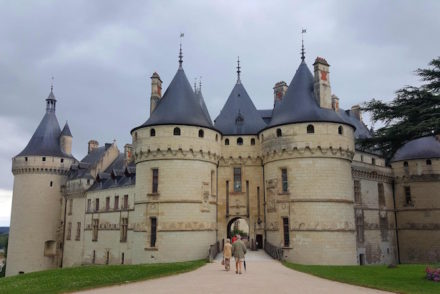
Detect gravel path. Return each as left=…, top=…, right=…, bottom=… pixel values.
left=76, top=251, right=391, bottom=294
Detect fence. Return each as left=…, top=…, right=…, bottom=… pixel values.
left=264, top=240, right=284, bottom=261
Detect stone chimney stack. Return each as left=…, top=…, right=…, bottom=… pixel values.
left=88, top=140, right=99, bottom=154
left=313, top=57, right=332, bottom=109
left=331, top=95, right=340, bottom=112
left=150, top=72, right=163, bottom=115
left=273, top=81, right=288, bottom=105
left=351, top=105, right=362, bottom=121
left=124, top=144, right=133, bottom=163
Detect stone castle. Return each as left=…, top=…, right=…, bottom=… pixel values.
left=6, top=46, right=440, bottom=276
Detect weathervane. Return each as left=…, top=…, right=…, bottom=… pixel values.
left=237, top=56, right=241, bottom=83
left=199, top=76, right=202, bottom=92
left=179, top=33, right=184, bottom=68
left=301, top=28, right=307, bottom=61
left=51, top=76, right=54, bottom=91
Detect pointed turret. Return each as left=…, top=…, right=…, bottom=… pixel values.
left=60, top=122, right=73, bottom=155
left=214, top=60, right=266, bottom=135
left=196, top=87, right=213, bottom=125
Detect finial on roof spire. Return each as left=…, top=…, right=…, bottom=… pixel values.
left=194, top=77, right=197, bottom=93
left=237, top=56, right=241, bottom=84
left=301, top=28, right=306, bottom=62
left=179, top=33, right=184, bottom=68
left=51, top=76, right=54, bottom=92
left=199, top=76, right=202, bottom=92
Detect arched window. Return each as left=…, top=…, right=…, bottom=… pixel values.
left=307, top=124, right=314, bottom=134
left=403, top=161, right=408, bottom=167
left=150, top=128, right=156, bottom=137
left=251, top=138, right=256, bottom=145
left=426, top=159, right=432, bottom=165
left=198, top=129, right=204, bottom=138
left=134, top=132, right=138, bottom=141
left=215, top=134, right=218, bottom=141
left=225, top=139, right=230, bottom=145
left=237, top=137, right=243, bottom=145
left=173, top=127, right=181, bottom=136
left=276, top=128, right=282, bottom=137
left=338, top=126, right=343, bottom=135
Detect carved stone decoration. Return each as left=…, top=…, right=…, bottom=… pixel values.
left=200, top=182, right=210, bottom=212
left=266, top=178, right=277, bottom=213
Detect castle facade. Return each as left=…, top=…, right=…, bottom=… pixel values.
left=6, top=49, right=440, bottom=276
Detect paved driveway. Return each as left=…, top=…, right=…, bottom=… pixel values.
left=77, top=251, right=391, bottom=294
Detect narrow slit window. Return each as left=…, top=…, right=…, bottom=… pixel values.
left=283, top=217, right=290, bottom=247
left=276, top=128, right=282, bottom=137
left=251, top=138, right=255, bottom=145
left=281, top=168, right=288, bottom=192
left=152, top=168, right=159, bottom=193
left=338, top=126, right=343, bottom=135
left=150, top=217, right=157, bottom=247
left=198, top=129, right=204, bottom=138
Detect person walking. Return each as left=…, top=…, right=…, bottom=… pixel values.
left=223, top=238, right=232, bottom=271
left=231, top=234, right=246, bottom=274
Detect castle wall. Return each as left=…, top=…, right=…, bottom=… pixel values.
left=261, top=122, right=357, bottom=265
left=392, top=158, right=440, bottom=263
left=7, top=156, right=73, bottom=276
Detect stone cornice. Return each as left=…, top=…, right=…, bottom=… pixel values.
left=135, top=147, right=218, bottom=164
left=12, top=166, right=70, bottom=176
left=352, top=166, right=393, bottom=183
left=262, top=146, right=354, bottom=163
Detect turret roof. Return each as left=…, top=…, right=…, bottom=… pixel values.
left=267, top=61, right=352, bottom=129
left=61, top=122, right=72, bottom=137
left=196, top=90, right=213, bottom=125
left=214, top=82, right=266, bottom=135
left=391, top=136, right=440, bottom=162
left=133, top=68, right=214, bottom=131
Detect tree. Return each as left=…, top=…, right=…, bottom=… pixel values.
left=0, top=237, right=7, bottom=278
left=359, top=57, right=440, bottom=161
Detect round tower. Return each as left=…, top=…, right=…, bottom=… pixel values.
left=390, top=135, right=440, bottom=263
left=261, top=57, right=357, bottom=265
left=130, top=51, right=221, bottom=263
left=6, top=88, right=75, bottom=276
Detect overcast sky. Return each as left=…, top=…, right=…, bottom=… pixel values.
left=0, top=0, right=439, bottom=226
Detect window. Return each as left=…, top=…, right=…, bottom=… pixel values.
left=92, top=250, right=96, bottom=264
left=404, top=186, right=412, bottom=205
left=276, top=128, right=282, bottom=137
left=237, top=137, right=243, bottom=145
left=372, top=158, right=376, bottom=165
left=215, top=134, right=218, bottom=141
left=106, top=251, right=110, bottom=265
left=114, top=196, right=119, bottom=210
left=61, top=158, right=64, bottom=163
left=211, top=170, right=215, bottom=195
left=42, top=157, right=46, bottom=162
left=150, top=128, right=156, bottom=136
left=75, top=222, right=81, bottom=241
left=123, top=195, right=129, bottom=210
left=282, top=217, right=290, bottom=247
left=198, top=129, right=204, bottom=138
left=87, top=199, right=92, bottom=212
left=338, top=125, right=343, bottom=135
left=404, top=161, right=408, bottom=167
left=173, top=127, right=181, bottom=136
left=307, top=124, right=314, bottom=134
left=87, top=179, right=90, bottom=185
left=120, top=218, right=128, bottom=242
left=68, top=199, right=73, bottom=215
left=66, top=222, right=72, bottom=240
left=95, top=199, right=99, bottom=212
left=225, top=139, right=230, bottom=145
left=354, top=180, right=361, bottom=204
left=281, top=168, right=288, bottom=192
left=106, top=197, right=110, bottom=211
left=360, top=155, right=364, bottom=162
left=251, top=138, right=255, bottom=145
left=150, top=217, right=157, bottom=247
left=380, top=216, right=388, bottom=241
left=121, top=253, right=125, bottom=264
left=355, top=209, right=364, bottom=243
left=378, top=183, right=385, bottom=207
left=427, top=159, right=432, bottom=165
left=92, top=219, right=99, bottom=241
left=233, top=167, right=242, bottom=192
left=25, top=157, right=28, bottom=162
left=50, top=181, right=53, bottom=187
left=152, top=169, right=159, bottom=193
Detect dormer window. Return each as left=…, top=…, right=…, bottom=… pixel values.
left=150, top=128, right=156, bottom=137
left=307, top=125, right=314, bottom=134
left=237, top=137, right=243, bottom=145
left=276, top=128, right=282, bottom=137
left=173, top=127, right=181, bottom=136
left=198, top=130, right=204, bottom=138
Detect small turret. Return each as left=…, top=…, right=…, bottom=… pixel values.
left=150, top=72, right=162, bottom=115
left=60, top=122, right=73, bottom=155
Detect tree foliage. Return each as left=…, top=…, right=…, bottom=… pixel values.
left=359, top=57, right=440, bottom=161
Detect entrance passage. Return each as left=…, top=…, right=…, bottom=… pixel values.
left=227, top=217, right=249, bottom=244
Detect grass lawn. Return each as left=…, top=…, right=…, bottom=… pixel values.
left=0, top=259, right=206, bottom=294
left=284, top=262, right=439, bottom=294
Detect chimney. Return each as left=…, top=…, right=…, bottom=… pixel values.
left=124, top=144, right=133, bottom=163
left=331, top=95, right=340, bottom=112
left=313, top=57, right=332, bottom=109
left=150, top=72, right=163, bottom=115
left=351, top=105, right=362, bottom=121
left=88, top=140, right=99, bottom=154
left=273, top=81, right=288, bottom=105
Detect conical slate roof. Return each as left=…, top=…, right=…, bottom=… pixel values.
left=391, top=136, right=440, bottom=162
left=214, top=82, right=267, bottom=135
left=17, top=90, right=73, bottom=158
left=134, top=68, right=214, bottom=130
left=268, top=61, right=351, bottom=129
left=61, top=122, right=72, bottom=137
left=196, top=90, right=213, bottom=125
